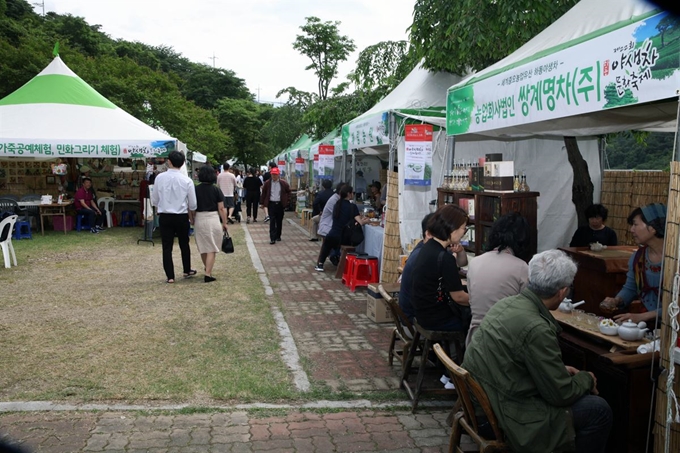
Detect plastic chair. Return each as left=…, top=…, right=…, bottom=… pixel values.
left=0, top=215, right=18, bottom=268
left=121, top=211, right=137, bottom=227
left=20, top=195, right=40, bottom=227
left=98, top=197, right=115, bottom=228
left=401, top=319, right=466, bottom=413
left=75, top=214, right=92, bottom=231
left=0, top=197, right=29, bottom=222
left=348, top=255, right=380, bottom=291
left=432, top=344, right=510, bottom=453
left=12, top=220, right=32, bottom=240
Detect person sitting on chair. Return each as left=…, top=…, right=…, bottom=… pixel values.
left=74, top=177, right=106, bottom=233
left=463, top=250, right=612, bottom=453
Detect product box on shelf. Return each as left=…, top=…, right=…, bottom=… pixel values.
left=485, top=153, right=503, bottom=162
left=491, top=161, right=514, bottom=177
left=471, top=167, right=485, bottom=191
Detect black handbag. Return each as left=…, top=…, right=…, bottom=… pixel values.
left=221, top=231, right=234, bottom=254
left=436, top=251, right=472, bottom=330
left=342, top=220, right=364, bottom=246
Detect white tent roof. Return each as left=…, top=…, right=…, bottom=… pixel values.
left=447, top=0, right=679, bottom=137
left=0, top=56, right=176, bottom=158
left=342, top=63, right=462, bottom=150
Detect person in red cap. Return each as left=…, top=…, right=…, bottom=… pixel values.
left=260, top=167, right=291, bottom=244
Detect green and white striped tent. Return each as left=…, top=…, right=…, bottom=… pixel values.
left=0, top=56, right=176, bottom=159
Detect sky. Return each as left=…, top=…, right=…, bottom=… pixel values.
left=38, top=0, right=417, bottom=104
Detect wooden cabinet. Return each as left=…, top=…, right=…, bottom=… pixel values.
left=437, top=189, right=539, bottom=260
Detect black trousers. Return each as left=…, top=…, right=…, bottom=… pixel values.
left=159, top=213, right=191, bottom=280
left=317, top=235, right=341, bottom=265
left=75, top=208, right=106, bottom=228
left=246, top=192, right=260, bottom=219
left=268, top=201, right=284, bottom=241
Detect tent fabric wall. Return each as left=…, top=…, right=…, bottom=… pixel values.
left=397, top=135, right=601, bottom=252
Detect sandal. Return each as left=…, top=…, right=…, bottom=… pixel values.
left=183, top=270, right=197, bottom=278
left=166, top=278, right=175, bottom=283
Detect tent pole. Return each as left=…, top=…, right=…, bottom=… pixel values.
left=447, top=135, right=456, bottom=173
left=673, top=96, right=680, bottom=162
left=388, top=112, right=396, bottom=171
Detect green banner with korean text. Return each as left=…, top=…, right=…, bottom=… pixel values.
left=447, top=11, right=680, bottom=135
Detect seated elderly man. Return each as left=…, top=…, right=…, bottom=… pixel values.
left=462, top=249, right=612, bottom=453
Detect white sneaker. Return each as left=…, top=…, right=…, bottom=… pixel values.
left=440, top=374, right=451, bottom=385
left=444, top=381, right=455, bottom=390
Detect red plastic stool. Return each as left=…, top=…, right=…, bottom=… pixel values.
left=349, top=255, right=380, bottom=292
left=341, top=252, right=359, bottom=286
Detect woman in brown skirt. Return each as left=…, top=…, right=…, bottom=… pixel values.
left=192, top=165, right=228, bottom=282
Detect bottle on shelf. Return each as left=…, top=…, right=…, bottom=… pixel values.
left=513, top=174, right=520, bottom=192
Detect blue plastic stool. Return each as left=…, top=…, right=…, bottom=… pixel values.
left=121, top=211, right=137, bottom=227
left=75, top=214, right=92, bottom=231
left=13, top=220, right=32, bottom=239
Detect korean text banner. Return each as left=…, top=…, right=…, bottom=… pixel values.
left=318, top=145, right=334, bottom=180
left=447, top=11, right=680, bottom=135
left=342, top=112, right=389, bottom=150
left=295, top=157, right=304, bottom=177
left=0, top=139, right=176, bottom=158
left=404, top=124, right=433, bottom=186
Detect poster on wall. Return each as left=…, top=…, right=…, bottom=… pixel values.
left=277, top=160, right=286, bottom=177
left=295, top=157, right=304, bottom=177
left=318, top=145, right=334, bottom=180
left=404, top=124, right=433, bottom=186
left=313, top=154, right=319, bottom=179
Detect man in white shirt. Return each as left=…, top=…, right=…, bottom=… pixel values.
left=151, top=151, right=198, bottom=283
left=216, top=162, right=237, bottom=223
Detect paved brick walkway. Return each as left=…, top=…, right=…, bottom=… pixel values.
left=0, top=213, right=472, bottom=452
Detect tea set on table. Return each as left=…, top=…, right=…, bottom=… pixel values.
left=558, top=299, right=649, bottom=341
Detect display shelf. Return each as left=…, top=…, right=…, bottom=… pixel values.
left=437, top=188, right=539, bottom=261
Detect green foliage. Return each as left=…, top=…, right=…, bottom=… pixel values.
left=293, top=16, right=356, bottom=100
left=0, top=1, right=251, bottom=163
left=409, top=0, right=578, bottom=74
left=260, top=104, right=306, bottom=155
left=349, top=40, right=418, bottom=97
left=656, top=14, right=680, bottom=47
left=213, top=98, right=274, bottom=166
left=302, top=91, right=378, bottom=140
left=605, top=132, right=675, bottom=170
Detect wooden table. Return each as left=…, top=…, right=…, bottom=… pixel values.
left=552, top=309, right=658, bottom=453
left=559, top=246, right=638, bottom=315
left=38, top=201, right=73, bottom=235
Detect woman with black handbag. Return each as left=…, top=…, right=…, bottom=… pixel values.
left=314, top=185, right=368, bottom=272
left=410, top=204, right=471, bottom=332
left=191, top=165, right=229, bottom=282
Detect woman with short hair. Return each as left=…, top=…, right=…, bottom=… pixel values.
left=411, top=204, right=470, bottom=332
left=569, top=203, right=618, bottom=247
left=191, top=165, right=228, bottom=282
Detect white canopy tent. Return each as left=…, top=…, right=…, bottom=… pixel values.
left=341, top=61, right=602, bottom=251
left=0, top=56, right=176, bottom=159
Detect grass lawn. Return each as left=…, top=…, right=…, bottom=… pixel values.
left=0, top=225, right=297, bottom=404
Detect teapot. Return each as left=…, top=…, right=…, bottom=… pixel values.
left=618, top=319, right=647, bottom=341
left=558, top=299, right=585, bottom=313
left=590, top=242, right=607, bottom=252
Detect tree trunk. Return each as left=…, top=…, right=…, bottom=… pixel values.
left=564, top=136, right=594, bottom=227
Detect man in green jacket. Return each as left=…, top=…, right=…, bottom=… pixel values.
left=463, top=249, right=612, bottom=453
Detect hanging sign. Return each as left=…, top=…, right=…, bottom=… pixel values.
left=318, top=145, right=334, bottom=180
left=313, top=153, right=319, bottom=178
left=447, top=11, right=680, bottom=135
left=404, top=124, right=433, bottom=186
left=277, top=160, right=286, bottom=176
left=295, top=157, right=304, bottom=177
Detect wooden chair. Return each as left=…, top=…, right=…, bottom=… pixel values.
left=378, top=283, right=417, bottom=368
left=401, top=319, right=465, bottom=413
left=433, top=343, right=510, bottom=453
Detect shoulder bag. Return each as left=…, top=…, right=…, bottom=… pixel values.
left=342, top=219, right=364, bottom=246
left=437, top=250, right=472, bottom=330
left=222, top=231, right=234, bottom=254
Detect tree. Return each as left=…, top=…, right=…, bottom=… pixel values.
left=293, top=16, right=355, bottom=100
left=260, top=104, right=306, bottom=155
left=409, top=0, right=578, bottom=74
left=213, top=98, right=273, bottom=166
left=656, top=15, right=679, bottom=48
left=349, top=40, right=417, bottom=97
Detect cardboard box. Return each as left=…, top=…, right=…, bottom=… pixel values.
left=53, top=215, right=74, bottom=231
left=366, top=284, right=394, bottom=323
